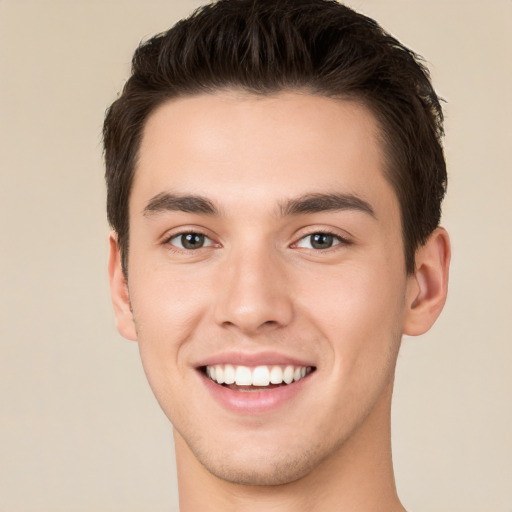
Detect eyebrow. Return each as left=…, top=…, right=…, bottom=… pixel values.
left=142, top=191, right=375, bottom=219
left=143, top=192, right=219, bottom=216
left=279, top=192, right=376, bottom=218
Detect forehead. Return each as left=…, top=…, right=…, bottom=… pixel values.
left=132, top=91, right=397, bottom=221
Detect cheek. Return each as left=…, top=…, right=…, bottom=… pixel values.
left=130, top=253, right=212, bottom=322
left=128, top=263, right=213, bottom=370
left=127, top=266, right=213, bottom=421
left=296, top=257, right=407, bottom=364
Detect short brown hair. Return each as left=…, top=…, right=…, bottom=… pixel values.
left=103, top=0, right=446, bottom=274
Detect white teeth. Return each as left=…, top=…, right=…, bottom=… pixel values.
left=283, top=366, right=294, bottom=384
left=224, top=364, right=235, bottom=385
left=205, top=364, right=312, bottom=387
left=214, top=365, right=224, bottom=384
left=235, top=366, right=252, bottom=386
left=269, top=365, right=283, bottom=384
left=252, top=366, right=270, bottom=386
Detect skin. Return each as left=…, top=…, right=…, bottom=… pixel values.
left=109, top=91, right=450, bottom=511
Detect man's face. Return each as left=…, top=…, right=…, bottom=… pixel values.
left=118, top=91, right=416, bottom=485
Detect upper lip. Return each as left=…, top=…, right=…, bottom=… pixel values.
left=195, top=350, right=315, bottom=368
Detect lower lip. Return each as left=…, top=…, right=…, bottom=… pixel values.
left=199, top=371, right=313, bottom=415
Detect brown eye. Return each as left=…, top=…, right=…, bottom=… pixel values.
left=295, top=232, right=343, bottom=250
left=310, top=233, right=335, bottom=249
left=169, top=232, right=212, bottom=250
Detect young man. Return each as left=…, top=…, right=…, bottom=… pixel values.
left=104, top=1, right=450, bottom=510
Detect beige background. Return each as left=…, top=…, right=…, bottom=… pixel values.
left=1, top=1, right=510, bottom=510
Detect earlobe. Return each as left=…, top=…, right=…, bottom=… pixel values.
left=108, top=232, right=138, bottom=341
left=403, top=227, right=451, bottom=336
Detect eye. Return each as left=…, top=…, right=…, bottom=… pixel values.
left=168, top=232, right=214, bottom=250
left=295, top=232, right=343, bottom=250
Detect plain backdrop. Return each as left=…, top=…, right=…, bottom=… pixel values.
left=0, top=1, right=511, bottom=511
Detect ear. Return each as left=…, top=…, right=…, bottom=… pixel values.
left=403, top=227, right=451, bottom=336
left=108, top=232, right=137, bottom=341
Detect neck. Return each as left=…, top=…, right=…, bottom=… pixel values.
left=174, top=380, right=405, bottom=512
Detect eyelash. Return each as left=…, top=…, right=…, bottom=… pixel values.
left=164, top=229, right=350, bottom=253
left=293, top=230, right=351, bottom=251
left=165, top=231, right=215, bottom=252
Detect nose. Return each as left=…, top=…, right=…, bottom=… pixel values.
left=213, top=246, right=294, bottom=335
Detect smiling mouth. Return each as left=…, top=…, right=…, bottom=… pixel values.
left=201, top=364, right=315, bottom=391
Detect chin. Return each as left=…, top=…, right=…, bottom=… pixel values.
left=201, top=451, right=321, bottom=486
left=183, top=430, right=335, bottom=487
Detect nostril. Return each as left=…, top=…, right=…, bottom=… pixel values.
left=213, top=274, right=294, bottom=332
